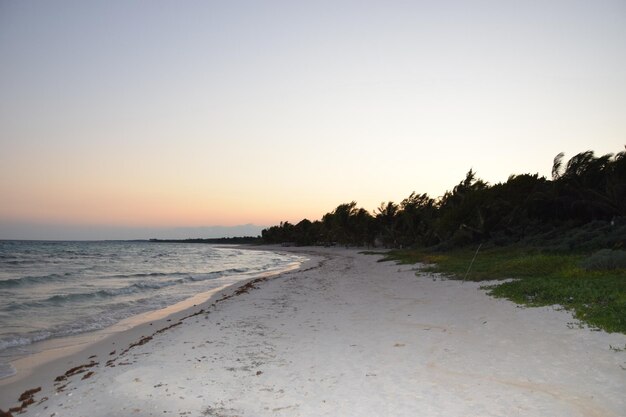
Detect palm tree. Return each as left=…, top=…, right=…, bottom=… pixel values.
left=375, top=201, right=399, bottom=247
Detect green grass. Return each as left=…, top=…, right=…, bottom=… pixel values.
left=381, top=247, right=626, bottom=334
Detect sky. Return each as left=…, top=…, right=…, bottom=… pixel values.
left=1, top=0, right=625, bottom=240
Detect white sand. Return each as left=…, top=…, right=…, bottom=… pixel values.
left=1, top=247, right=624, bottom=416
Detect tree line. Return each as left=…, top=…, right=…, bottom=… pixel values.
left=261, top=148, right=626, bottom=250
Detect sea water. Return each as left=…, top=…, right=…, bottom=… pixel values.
left=0, top=240, right=303, bottom=379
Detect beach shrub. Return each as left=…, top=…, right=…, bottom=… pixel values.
left=381, top=246, right=626, bottom=333
left=486, top=273, right=626, bottom=333
left=580, top=249, right=626, bottom=271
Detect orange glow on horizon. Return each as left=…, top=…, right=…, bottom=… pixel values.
left=1, top=177, right=332, bottom=228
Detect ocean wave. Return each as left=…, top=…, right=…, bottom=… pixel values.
left=0, top=272, right=73, bottom=288
left=0, top=362, right=17, bottom=379
left=0, top=330, right=52, bottom=351
left=187, top=267, right=250, bottom=281
left=0, top=301, right=149, bottom=351
left=0, top=317, right=117, bottom=351
left=43, top=279, right=188, bottom=304
left=0, top=267, right=246, bottom=289
left=1, top=267, right=254, bottom=311
left=0, top=258, right=53, bottom=266
left=105, top=271, right=189, bottom=279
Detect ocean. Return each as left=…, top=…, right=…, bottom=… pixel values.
left=0, top=240, right=303, bottom=379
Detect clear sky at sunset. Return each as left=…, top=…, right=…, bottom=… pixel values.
left=1, top=1, right=625, bottom=240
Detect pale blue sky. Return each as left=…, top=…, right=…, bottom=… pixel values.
left=1, top=0, right=625, bottom=239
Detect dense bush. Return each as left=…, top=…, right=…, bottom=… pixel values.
left=263, top=148, right=626, bottom=251
left=580, top=249, right=626, bottom=271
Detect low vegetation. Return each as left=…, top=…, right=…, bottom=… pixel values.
left=382, top=246, right=626, bottom=334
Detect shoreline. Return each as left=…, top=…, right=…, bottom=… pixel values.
left=0, top=283, right=234, bottom=383
left=2, top=246, right=625, bottom=416
left=0, top=249, right=311, bottom=410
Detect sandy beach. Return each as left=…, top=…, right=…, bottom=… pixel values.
left=1, top=246, right=624, bottom=417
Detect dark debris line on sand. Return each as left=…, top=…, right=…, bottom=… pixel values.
left=1, top=387, right=41, bottom=416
